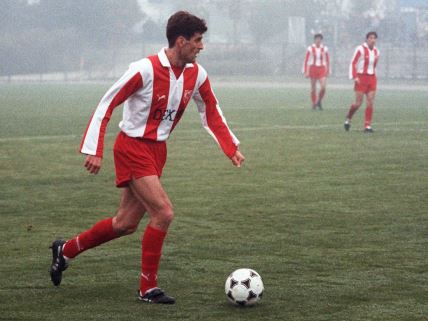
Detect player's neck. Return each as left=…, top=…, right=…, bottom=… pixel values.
left=165, top=48, right=186, bottom=68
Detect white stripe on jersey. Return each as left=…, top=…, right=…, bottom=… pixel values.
left=119, top=59, right=154, bottom=137
left=156, top=69, right=184, bottom=141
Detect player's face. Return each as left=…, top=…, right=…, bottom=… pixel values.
left=180, top=33, right=204, bottom=63
left=367, top=35, right=377, bottom=48
left=315, top=37, right=322, bottom=46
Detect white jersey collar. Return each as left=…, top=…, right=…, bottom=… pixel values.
left=158, top=48, right=194, bottom=69
left=363, top=42, right=376, bottom=51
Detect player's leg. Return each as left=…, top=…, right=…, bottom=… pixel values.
left=310, top=78, right=317, bottom=109
left=317, top=77, right=327, bottom=110
left=112, top=187, right=147, bottom=234
left=63, top=187, right=146, bottom=257
left=364, top=90, right=376, bottom=132
left=344, top=91, right=364, bottom=131
left=128, top=175, right=175, bottom=304
left=50, top=187, right=146, bottom=286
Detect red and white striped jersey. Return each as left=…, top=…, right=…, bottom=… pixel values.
left=80, top=48, right=240, bottom=158
left=349, top=42, right=380, bottom=79
left=302, top=44, right=330, bottom=73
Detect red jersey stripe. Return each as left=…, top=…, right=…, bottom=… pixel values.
left=320, top=47, right=324, bottom=65
left=142, top=55, right=170, bottom=140
left=198, top=78, right=237, bottom=158
left=374, top=48, right=379, bottom=71
left=351, top=50, right=362, bottom=79
left=363, top=46, right=370, bottom=74
left=303, top=51, right=310, bottom=73
left=79, top=112, right=95, bottom=154
left=311, top=46, right=316, bottom=66
left=171, top=64, right=199, bottom=133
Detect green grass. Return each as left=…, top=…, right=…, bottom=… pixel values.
left=0, top=83, right=427, bottom=321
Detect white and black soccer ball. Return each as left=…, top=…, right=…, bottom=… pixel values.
left=225, top=268, right=264, bottom=306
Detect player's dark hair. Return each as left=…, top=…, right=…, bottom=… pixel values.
left=314, top=33, right=323, bottom=40
left=166, top=11, right=208, bottom=48
left=366, top=31, right=378, bottom=39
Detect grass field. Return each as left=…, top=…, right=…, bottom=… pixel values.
left=0, top=83, right=427, bottom=321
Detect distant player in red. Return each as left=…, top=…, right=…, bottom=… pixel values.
left=344, top=31, right=380, bottom=133
left=49, top=11, right=245, bottom=304
left=303, top=34, right=330, bottom=110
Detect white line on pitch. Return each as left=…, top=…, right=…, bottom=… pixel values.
left=0, top=121, right=427, bottom=142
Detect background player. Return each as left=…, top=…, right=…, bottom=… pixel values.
left=344, top=31, right=380, bottom=133
left=49, top=11, right=245, bottom=304
left=302, top=33, right=330, bottom=110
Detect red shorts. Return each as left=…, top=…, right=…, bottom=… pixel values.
left=309, top=65, right=327, bottom=79
left=354, top=74, right=377, bottom=93
left=113, top=131, right=167, bottom=187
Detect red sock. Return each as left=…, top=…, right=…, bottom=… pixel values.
left=311, top=90, right=317, bottom=105
left=318, top=88, right=326, bottom=102
left=347, top=104, right=359, bottom=120
left=140, top=225, right=167, bottom=294
left=62, top=217, right=119, bottom=258
left=365, top=104, right=373, bottom=127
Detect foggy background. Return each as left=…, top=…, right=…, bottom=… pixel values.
left=1, top=0, right=427, bottom=83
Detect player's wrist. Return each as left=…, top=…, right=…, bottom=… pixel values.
left=227, top=145, right=239, bottom=159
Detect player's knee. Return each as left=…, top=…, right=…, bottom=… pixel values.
left=151, top=200, right=173, bottom=225
left=159, top=202, right=174, bottom=224
left=150, top=203, right=174, bottom=230
left=116, top=222, right=139, bottom=236
left=112, top=216, right=139, bottom=236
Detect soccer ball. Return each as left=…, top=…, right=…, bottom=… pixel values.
left=225, top=268, right=264, bottom=306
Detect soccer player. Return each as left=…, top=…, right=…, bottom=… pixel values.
left=49, top=11, right=244, bottom=304
left=344, top=31, right=380, bottom=133
left=302, top=33, right=330, bottom=110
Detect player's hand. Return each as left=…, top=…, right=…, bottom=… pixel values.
left=231, top=150, right=245, bottom=168
left=84, top=155, right=102, bottom=175
left=304, top=72, right=310, bottom=78
left=355, top=77, right=360, bottom=84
